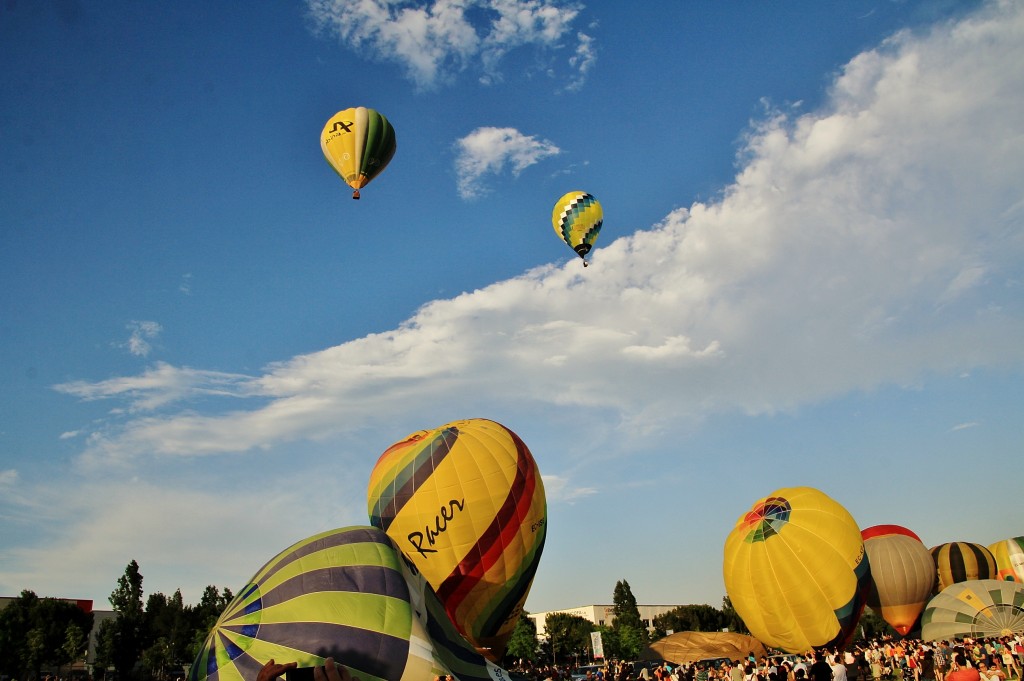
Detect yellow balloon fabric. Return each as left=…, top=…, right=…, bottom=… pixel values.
left=321, top=107, right=396, bottom=199
left=861, top=525, right=935, bottom=636
left=552, top=191, right=603, bottom=265
left=989, top=537, right=1024, bottom=582
left=930, top=541, right=998, bottom=592
left=367, top=418, right=547, bottom=661
left=722, top=487, right=870, bottom=653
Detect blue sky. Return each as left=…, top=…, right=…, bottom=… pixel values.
left=2, top=0, right=1022, bottom=615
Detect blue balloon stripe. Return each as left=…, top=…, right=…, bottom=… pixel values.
left=250, top=621, right=409, bottom=681
left=259, top=564, right=409, bottom=609
left=258, top=528, right=394, bottom=587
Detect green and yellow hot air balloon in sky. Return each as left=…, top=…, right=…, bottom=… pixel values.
left=321, top=107, right=396, bottom=199
left=367, top=418, right=547, bottom=662
left=552, top=190, right=603, bottom=266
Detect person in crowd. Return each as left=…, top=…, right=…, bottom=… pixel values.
left=948, top=654, right=981, bottom=681
left=935, top=643, right=950, bottom=681
left=979, top=663, right=1007, bottom=681
left=810, top=653, right=834, bottom=681
left=1001, top=640, right=1021, bottom=679
left=830, top=651, right=849, bottom=681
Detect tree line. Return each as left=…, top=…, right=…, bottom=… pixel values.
left=502, top=579, right=895, bottom=667
left=0, top=560, right=234, bottom=681
left=503, top=579, right=751, bottom=666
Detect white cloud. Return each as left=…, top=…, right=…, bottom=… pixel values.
left=306, top=0, right=590, bottom=90
left=54, top=362, right=260, bottom=412
left=564, top=30, right=596, bottom=92
left=57, top=1, right=1024, bottom=467
left=0, top=475, right=364, bottom=604
left=542, top=473, right=598, bottom=503
left=455, top=126, right=562, bottom=198
left=0, top=469, right=17, bottom=486
left=950, top=421, right=980, bottom=432
left=119, top=320, right=162, bottom=358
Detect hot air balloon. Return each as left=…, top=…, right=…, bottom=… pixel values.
left=722, top=487, right=871, bottom=653
left=188, top=526, right=509, bottom=681
left=930, top=542, right=998, bottom=593
left=321, top=107, right=396, bottom=199
left=861, top=525, right=935, bottom=636
left=921, top=579, right=1024, bottom=641
left=989, top=537, right=1024, bottom=582
left=367, top=418, right=546, bottom=661
left=552, top=191, right=603, bottom=266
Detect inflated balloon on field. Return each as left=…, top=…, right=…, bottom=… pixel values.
left=930, top=541, right=998, bottom=592
left=188, top=526, right=510, bottom=681
left=321, top=107, right=396, bottom=199
left=552, top=191, right=603, bottom=266
left=861, top=524, right=935, bottom=636
left=989, top=537, right=1024, bottom=582
left=921, top=579, right=1024, bottom=641
left=367, top=418, right=547, bottom=661
left=722, top=486, right=871, bottom=653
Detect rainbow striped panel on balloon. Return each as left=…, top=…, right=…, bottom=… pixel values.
left=188, top=526, right=509, bottom=681
left=723, top=487, right=871, bottom=653
left=368, top=418, right=546, bottom=661
left=989, top=537, right=1024, bottom=582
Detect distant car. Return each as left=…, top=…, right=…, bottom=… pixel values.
left=698, top=658, right=736, bottom=670
left=572, top=665, right=608, bottom=681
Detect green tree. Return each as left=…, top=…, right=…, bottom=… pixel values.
left=188, top=585, right=234, bottom=659
left=609, top=580, right=647, bottom=661
left=505, top=613, right=539, bottom=664
left=856, top=607, right=898, bottom=640
left=0, top=590, right=93, bottom=680
left=653, top=604, right=725, bottom=637
left=0, top=590, right=39, bottom=678
left=62, top=622, right=89, bottom=677
left=611, top=580, right=643, bottom=629
left=94, top=618, right=117, bottom=679
left=109, top=560, right=147, bottom=681
left=721, top=596, right=748, bottom=634
left=544, top=613, right=595, bottom=666
left=144, top=589, right=193, bottom=677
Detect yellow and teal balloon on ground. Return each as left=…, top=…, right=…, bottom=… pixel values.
left=367, top=418, right=546, bottom=661
left=188, top=526, right=510, bottom=681
left=722, top=486, right=871, bottom=653
left=321, top=107, right=396, bottom=199
left=552, top=191, right=603, bottom=266
left=989, top=537, right=1024, bottom=582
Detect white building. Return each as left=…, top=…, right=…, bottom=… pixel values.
left=529, top=604, right=682, bottom=636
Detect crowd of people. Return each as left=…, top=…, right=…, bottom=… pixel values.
left=249, top=635, right=1024, bottom=681
left=513, top=635, right=1024, bottom=681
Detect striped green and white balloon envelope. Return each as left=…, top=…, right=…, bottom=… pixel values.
left=188, top=526, right=513, bottom=681
left=921, top=579, right=1024, bottom=641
